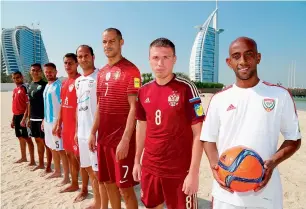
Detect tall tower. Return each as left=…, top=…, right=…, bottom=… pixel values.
left=189, top=1, right=224, bottom=83
left=1, top=25, right=49, bottom=75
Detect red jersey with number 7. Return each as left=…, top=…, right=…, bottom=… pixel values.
left=135, top=75, right=205, bottom=178
left=97, top=58, right=141, bottom=147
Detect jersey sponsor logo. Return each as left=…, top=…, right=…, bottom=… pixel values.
left=226, top=104, right=236, bottom=111
left=106, top=72, right=111, bottom=81
left=78, top=106, right=88, bottom=111
left=78, top=90, right=90, bottom=103
left=134, top=78, right=140, bottom=88
left=113, top=70, right=121, bottom=80
left=144, top=97, right=150, bottom=103
left=68, top=84, right=74, bottom=92
left=64, top=97, right=69, bottom=105
left=262, top=98, right=275, bottom=112
left=194, top=103, right=204, bottom=117
left=168, top=92, right=180, bottom=107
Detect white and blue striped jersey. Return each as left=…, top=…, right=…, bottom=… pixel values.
left=43, top=79, right=61, bottom=123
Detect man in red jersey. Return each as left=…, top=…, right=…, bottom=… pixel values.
left=55, top=53, right=89, bottom=202
left=11, top=71, right=35, bottom=165
left=132, top=38, right=204, bottom=209
left=89, top=28, right=140, bottom=209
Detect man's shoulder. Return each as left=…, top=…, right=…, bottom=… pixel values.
left=261, top=81, right=288, bottom=95
left=121, top=59, right=140, bottom=73
left=210, top=84, right=234, bottom=103
left=174, top=76, right=197, bottom=89
left=139, top=80, right=155, bottom=91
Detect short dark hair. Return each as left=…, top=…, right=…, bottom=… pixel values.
left=64, top=53, right=78, bottom=63
left=104, top=28, right=123, bottom=40
left=150, top=38, right=176, bottom=56
left=44, top=62, right=57, bottom=70
left=31, top=63, right=42, bottom=70
left=12, top=71, right=22, bottom=76
left=76, top=45, right=94, bottom=56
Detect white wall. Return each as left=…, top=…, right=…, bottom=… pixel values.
left=1, top=83, right=15, bottom=92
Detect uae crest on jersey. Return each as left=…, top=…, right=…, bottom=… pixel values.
left=168, top=92, right=179, bottom=107
left=69, top=84, right=74, bottom=92
left=262, top=98, right=275, bottom=112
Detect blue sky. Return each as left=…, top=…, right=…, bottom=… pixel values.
left=2, top=1, right=306, bottom=87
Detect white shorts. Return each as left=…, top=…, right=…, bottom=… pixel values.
left=78, top=137, right=98, bottom=171
left=44, top=121, right=64, bottom=151
left=213, top=198, right=266, bottom=209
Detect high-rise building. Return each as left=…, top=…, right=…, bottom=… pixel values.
left=1, top=26, right=49, bottom=75
left=189, top=5, right=224, bottom=83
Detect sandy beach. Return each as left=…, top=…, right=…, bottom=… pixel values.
left=1, top=91, right=305, bottom=209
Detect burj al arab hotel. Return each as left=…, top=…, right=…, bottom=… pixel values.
left=189, top=3, right=224, bottom=83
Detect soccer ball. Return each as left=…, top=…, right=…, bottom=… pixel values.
left=217, top=146, right=265, bottom=192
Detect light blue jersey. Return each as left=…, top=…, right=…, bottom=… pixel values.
left=43, top=79, right=61, bottom=123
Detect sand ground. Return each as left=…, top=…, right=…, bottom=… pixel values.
left=1, top=92, right=305, bottom=209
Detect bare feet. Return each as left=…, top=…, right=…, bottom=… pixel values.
left=73, top=190, right=89, bottom=203
left=28, top=161, right=36, bottom=166
left=59, top=184, right=79, bottom=193
left=56, top=178, right=70, bottom=187
left=85, top=201, right=101, bottom=209
left=31, top=165, right=44, bottom=171
left=14, top=158, right=27, bottom=163
left=45, top=167, right=52, bottom=173
left=40, top=168, right=53, bottom=177
left=46, top=172, right=61, bottom=179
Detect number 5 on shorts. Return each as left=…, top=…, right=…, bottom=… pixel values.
left=55, top=141, right=59, bottom=149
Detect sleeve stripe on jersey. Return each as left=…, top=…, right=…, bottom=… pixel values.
left=175, top=77, right=200, bottom=99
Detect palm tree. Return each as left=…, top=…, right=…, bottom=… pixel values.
left=142, top=73, right=154, bottom=85
left=175, top=72, right=190, bottom=81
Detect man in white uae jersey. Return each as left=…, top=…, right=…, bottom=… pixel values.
left=42, top=63, right=69, bottom=185
left=189, top=37, right=301, bottom=209
left=76, top=45, right=108, bottom=209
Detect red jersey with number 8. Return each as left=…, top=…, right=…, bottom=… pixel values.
left=97, top=58, right=141, bottom=147
left=136, top=75, right=205, bottom=178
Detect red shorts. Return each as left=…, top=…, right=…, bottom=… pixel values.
left=97, top=143, right=138, bottom=188
left=141, top=170, right=198, bottom=209
left=62, top=125, right=79, bottom=156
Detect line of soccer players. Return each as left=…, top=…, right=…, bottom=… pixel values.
left=11, top=28, right=301, bottom=209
